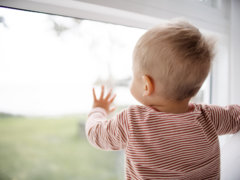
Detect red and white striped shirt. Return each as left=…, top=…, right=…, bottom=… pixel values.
left=86, top=104, right=240, bottom=179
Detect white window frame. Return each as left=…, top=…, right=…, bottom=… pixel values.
left=0, top=0, right=229, bottom=33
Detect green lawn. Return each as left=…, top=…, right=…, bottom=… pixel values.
left=0, top=115, right=124, bottom=180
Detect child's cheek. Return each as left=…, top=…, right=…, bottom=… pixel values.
left=130, top=80, right=142, bottom=103
left=130, top=82, right=135, bottom=97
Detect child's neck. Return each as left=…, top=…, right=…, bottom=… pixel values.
left=151, top=98, right=191, bottom=114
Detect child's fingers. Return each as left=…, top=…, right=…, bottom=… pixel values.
left=104, top=88, right=113, bottom=100
left=92, top=88, right=97, bottom=101
left=108, top=94, right=116, bottom=103
left=100, top=85, right=104, bottom=99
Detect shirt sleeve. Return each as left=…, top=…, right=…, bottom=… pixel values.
left=205, top=104, right=240, bottom=135
left=85, top=107, right=129, bottom=151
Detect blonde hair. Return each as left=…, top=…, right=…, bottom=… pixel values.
left=133, top=20, right=215, bottom=101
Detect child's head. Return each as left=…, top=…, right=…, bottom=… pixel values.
left=131, top=20, right=215, bottom=104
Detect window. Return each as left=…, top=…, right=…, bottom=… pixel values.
left=0, top=7, right=210, bottom=179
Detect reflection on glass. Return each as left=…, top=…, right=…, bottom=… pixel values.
left=0, top=7, right=210, bottom=180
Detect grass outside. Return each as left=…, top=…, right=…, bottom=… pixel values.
left=0, top=114, right=124, bottom=180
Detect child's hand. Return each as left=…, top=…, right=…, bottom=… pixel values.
left=92, top=85, right=116, bottom=114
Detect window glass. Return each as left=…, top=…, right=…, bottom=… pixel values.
left=0, top=7, right=210, bottom=180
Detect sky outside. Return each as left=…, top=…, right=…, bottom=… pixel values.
left=0, top=7, right=145, bottom=116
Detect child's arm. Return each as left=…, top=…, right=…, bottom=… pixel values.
left=206, top=104, right=240, bottom=135
left=85, top=86, right=129, bottom=151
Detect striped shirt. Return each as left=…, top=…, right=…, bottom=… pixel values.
left=86, top=103, right=240, bottom=179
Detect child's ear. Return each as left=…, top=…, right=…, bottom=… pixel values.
left=142, top=75, right=154, bottom=96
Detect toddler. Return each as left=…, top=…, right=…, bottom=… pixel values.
left=85, top=20, right=240, bottom=179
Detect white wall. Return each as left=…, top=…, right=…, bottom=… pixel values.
left=230, top=0, right=240, bottom=104
left=220, top=0, right=240, bottom=179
